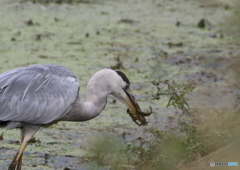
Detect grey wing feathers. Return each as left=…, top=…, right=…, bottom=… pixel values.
left=0, top=64, right=80, bottom=125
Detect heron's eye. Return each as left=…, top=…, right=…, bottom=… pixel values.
left=123, top=84, right=131, bottom=92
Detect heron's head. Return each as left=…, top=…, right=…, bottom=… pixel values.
left=89, top=69, right=151, bottom=126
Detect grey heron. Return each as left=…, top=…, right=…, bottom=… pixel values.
left=0, top=64, right=151, bottom=170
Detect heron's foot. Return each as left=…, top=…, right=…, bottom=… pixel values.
left=8, top=162, right=21, bottom=170
left=8, top=161, right=17, bottom=170
left=8, top=153, right=22, bottom=170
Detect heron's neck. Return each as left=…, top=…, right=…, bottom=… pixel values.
left=63, top=82, right=110, bottom=122
left=66, top=97, right=107, bottom=121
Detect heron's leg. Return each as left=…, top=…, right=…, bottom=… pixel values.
left=16, top=130, right=24, bottom=170
left=8, top=125, right=40, bottom=170
left=16, top=154, right=23, bottom=170
left=8, top=141, right=28, bottom=170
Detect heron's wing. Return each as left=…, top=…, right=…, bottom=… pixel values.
left=0, top=64, right=80, bottom=124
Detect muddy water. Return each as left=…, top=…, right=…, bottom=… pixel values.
left=0, top=0, right=239, bottom=169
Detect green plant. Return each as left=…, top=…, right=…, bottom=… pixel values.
left=86, top=135, right=130, bottom=170
left=152, top=77, right=196, bottom=129
left=151, top=77, right=209, bottom=163
left=125, top=127, right=189, bottom=170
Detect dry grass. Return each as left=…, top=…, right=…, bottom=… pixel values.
left=85, top=107, right=240, bottom=170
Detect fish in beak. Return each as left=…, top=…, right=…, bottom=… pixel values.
left=124, top=90, right=152, bottom=126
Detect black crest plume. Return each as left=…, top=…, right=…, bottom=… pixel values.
left=115, top=70, right=130, bottom=85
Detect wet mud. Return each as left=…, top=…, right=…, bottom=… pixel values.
left=0, top=0, right=239, bottom=169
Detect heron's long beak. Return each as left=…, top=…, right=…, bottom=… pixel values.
left=124, top=90, right=152, bottom=126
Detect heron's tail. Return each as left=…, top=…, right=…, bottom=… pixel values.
left=0, top=121, right=9, bottom=127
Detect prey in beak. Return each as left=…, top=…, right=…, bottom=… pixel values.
left=114, top=70, right=152, bottom=126
left=124, top=89, right=152, bottom=126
